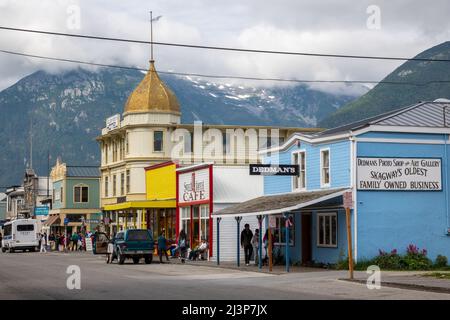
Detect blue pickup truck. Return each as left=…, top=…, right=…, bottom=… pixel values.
left=113, top=229, right=154, bottom=265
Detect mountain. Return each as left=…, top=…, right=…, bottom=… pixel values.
left=0, top=67, right=359, bottom=187
left=320, top=41, right=450, bottom=128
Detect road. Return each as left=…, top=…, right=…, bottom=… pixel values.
left=0, top=251, right=449, bottom=300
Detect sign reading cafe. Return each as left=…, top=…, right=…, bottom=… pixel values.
left=178, top=168, right=210, bottom=204
left=357, top=157, right=442, bottom=191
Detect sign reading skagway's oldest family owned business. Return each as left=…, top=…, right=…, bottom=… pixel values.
left=249, top=164, right=299, bottom=176
left=357, top=157, right=442, bottom=191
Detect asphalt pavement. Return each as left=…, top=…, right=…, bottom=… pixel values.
left=0, top=251, right=449, bottom=300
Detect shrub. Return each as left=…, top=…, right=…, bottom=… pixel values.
left=373, top=249, right=402, bottom=269
left=401, top=244, right=432, bottom=270
left=434, top=255, right=448, bottom=269
left=335, top=244, right=434, bottom=271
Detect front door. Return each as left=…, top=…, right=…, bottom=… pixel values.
left=301, top=213, right=312, bottom=264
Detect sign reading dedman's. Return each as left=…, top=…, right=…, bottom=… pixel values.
left=249, top=164, right=299, bottom=176
left=357, top=157, right=442, bottom=191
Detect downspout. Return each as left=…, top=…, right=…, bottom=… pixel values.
left=350, top=135, right=358, bottom=263
left=445, top=133, right=449, bottom=234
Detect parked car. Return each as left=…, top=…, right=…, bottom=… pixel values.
left=113, top=229, right=154, bottom=264
left=93, top=232, right=109, bottom=254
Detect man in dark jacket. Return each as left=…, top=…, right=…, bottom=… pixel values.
left=241, top=224, right=254, bottom=266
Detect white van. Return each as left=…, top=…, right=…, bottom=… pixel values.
left=1, top=219, right=39, bottom=253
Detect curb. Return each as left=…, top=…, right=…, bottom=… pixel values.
left=340, top=278, right=450, bottom=295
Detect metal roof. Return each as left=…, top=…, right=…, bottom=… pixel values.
left=213, top=188, right=349, bottom=217
left=316, top=100, right=450, bottom=137
left=66, top=166, right=100, bottom=178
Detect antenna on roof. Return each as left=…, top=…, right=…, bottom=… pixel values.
left=149, top=11, right=162, bottom=62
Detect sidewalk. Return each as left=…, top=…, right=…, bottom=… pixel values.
left=168, top=257, right=332, bottom=275
left=342, top=271, right=450, bottom=294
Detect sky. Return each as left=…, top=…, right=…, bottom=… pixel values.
left=0, top=0, right=449, bottom=95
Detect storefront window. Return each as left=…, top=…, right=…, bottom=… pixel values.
left=317, top=212, right=337, bottom=247
left=273, top=214, right=295, bottom=246
left=180, top=207, right=191, bottom=244
left=180, top=205, right=210, bottom=248
left=200, top=205, right=209, bottom=242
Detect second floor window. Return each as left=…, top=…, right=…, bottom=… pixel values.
left=74, top=185, right=89, bottom=203
left=113, top=175, right=117, bottom=196
left=120, top=173, right=125, bottom=195
left=104, top=177, right=109, bottom=197
left=154, top=131, right=164, bottom=152
left=292, top=151, right=306, bottom=190
left=321, top=149, right=330, bottom=187
left=126, top=170, right=130, bottom=194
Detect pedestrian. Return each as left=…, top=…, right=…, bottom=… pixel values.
left=38, top=232, right=42, bottom=251
left=55, top=233, right=60, bottom=251
left=106, top=237, right=115, bottom=264
left=77, top=233, right=83, bottom=251
left=252, top=229, right=260, bottom=266
left=157, top=230, right=169, bottom=263
left=241, top=223, right=253, bottom=266
left=59, top=233, right=65, bottom=252
left=262, top=228, right=274, bottom=266
left=178, top=229, right=188, bottom=264
left=49, top=233, right=55, bottom=251
left=71, top=232, right=78, bottom=251
left=40, top=233, right=47, bottom=253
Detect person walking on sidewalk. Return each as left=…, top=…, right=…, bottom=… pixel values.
left=39, top=233, right=47, bottom=253
left=241, top=224, right=254, bottom=266
left=251, top=229, right=260, bottom=266
left=178, top=229, right=188, bottom=264
left=157, top=231, right=169, bottom=263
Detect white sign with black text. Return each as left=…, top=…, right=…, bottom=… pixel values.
left=357, top=157, right=441, bottom=191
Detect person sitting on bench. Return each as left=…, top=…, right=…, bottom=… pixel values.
left=188, top=239, right=208, bottom=261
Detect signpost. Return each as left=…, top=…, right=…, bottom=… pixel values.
left=64, top=217, right=69, bottom=253
left=343, top=191, right=354, bottom=279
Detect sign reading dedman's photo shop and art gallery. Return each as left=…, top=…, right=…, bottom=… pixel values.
left=357, top=157, right=442, bottom=191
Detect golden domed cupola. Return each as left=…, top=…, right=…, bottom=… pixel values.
left=124, top=60, right=180, bottom=115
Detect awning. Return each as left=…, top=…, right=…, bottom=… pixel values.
left=103, top=200, right=176, bottom=211
left=43, top=215, right=61, bottom=226
left=213, top=188, right=350, bottom=217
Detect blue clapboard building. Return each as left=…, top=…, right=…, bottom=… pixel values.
left=214, top=100, right=450, bottom=265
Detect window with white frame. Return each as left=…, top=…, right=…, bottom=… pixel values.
left=292, top=151, right=306, bottom=190
left=104, top=176, right=109, bottom=197
left=113, top=175, right=117, bottom=197
left=180, top=207, right=191, bottom=240
left=320, top=149, right=330, bottom=187
left=317, top=212, right=337, bottom=247
left=74, top=185, right=89, bottom=203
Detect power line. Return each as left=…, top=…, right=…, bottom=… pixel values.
left=1, top=26, right=450, bottom=63
left=2, top=48, right=450, bottom=86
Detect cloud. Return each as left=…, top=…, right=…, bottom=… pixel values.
left=0, top=0, right=449, bottom=95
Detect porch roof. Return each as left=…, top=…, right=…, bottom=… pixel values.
left=213, top=188, right=350, bottom=218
